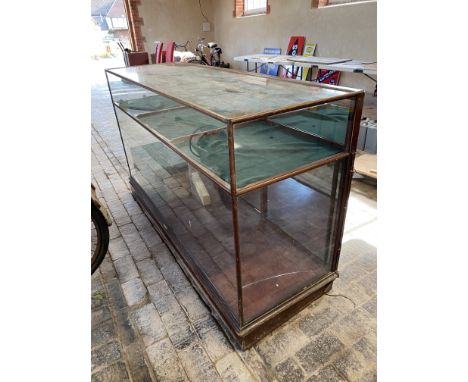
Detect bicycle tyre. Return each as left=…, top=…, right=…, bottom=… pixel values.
left=91, top=202, right=109, bottom=274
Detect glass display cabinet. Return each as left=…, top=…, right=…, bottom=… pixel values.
left=105, top=63, right=364, bottom=349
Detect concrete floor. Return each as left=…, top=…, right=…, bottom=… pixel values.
left=91, top=57, right=377, bottom=382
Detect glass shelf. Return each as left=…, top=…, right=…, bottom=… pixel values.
left=178, top=119, right=344, bottom=189
left=119, top=94, right=180, bottom=113
left=115, top=101, right=347, bottom=191
left=137, top=106, right=225, bottom=141
left=269, top=103, right=351, bottom=146
left=110, top=79, right=350, bottom=192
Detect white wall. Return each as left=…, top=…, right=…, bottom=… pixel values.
left=212, top=0, right=376, bottom=93
left=136, top=0, right=377, bottom=93
left=138, top=0, right=215, bottom=55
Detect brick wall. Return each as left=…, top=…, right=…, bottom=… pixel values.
left=124, top=0, right=146, bottom=51
left=234, top=0, right=244, bottom=17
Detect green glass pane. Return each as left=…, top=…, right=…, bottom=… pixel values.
left=139, top=107, right=225, bottom=141
left=270, top=103, right=350, bottom=145
left=178, top=120, right=342, bottom=188
left=118, top=94, right=180, bottom=111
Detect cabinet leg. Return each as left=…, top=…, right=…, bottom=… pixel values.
left=260, top=187, right=268, bottom=216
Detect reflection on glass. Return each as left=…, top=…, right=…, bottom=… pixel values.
left=115, top=109, right=239, bottom=323
left=139, top=107, right=225, bottom=141
left=237, top=160, right=344, bottom=323
left=108, top=72, right=353, bottom=192
left=115, top=109, right=346, bottom=326
left=270, top=101, right=352, bottom=145
left=119, top=95, right=180, bottom=113
left=109, top=73, right=230, bottom=187
left=231, top=104, right=350, bottom=188
left=107, top=73, right=154, bottom=113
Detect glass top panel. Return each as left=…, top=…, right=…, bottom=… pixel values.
left=107, top=64, right=351, bottom=121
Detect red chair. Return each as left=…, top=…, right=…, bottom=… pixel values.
left=126, top=51, right=149, bottom=66
left=165, top=41, right=176, bottom=63
left=152, top=41, right=176, bottom=64
left=154, top=41, right=164, bottom=64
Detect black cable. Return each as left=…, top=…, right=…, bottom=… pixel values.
left=189, top=125, right=209, bottom=158
left=325, top=293, right=357, bottom=309
left=363, top=73, right=377, bottom=83
left=189, top=133, right=200, bottom=158
left=198, top=0, right=210, bottom=23
left=247, top=63, right=268, bottom=72
left=175, top=40, right=190, bottom=51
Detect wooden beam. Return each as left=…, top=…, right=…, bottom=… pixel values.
left=191, top=170, right=211, bottom=206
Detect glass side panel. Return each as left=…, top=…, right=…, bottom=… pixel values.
left=108, top=64, right=351, bottom=120
left=107, top=72, right=157, bottom=116
left=269, top=100, right=353, bottom=146
left=108, top=73, right=230, bottom=189
left=230, top=102, right=351, bottom=188
left=237, top=160, right=345, bottom=323
left=115, top=109, right=239, bottom=323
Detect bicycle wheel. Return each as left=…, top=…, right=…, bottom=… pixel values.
left=91, top=202, right=109, bottom=274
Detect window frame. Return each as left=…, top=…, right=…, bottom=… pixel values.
left=111, top=17, right=128, bottom=29
left=243, top=0, right=267, bottom=16
left=234, top=0, right=270, bottom=18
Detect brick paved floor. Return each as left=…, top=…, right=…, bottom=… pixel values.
left=91, top=58, right=377, bottom=382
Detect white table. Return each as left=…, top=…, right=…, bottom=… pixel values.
left=308, top=60, right=377, bottom=76
left=233, top=54, right=377, bottom=78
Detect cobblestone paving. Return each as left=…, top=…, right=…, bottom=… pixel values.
left=91, top=59, right=377, bottom=382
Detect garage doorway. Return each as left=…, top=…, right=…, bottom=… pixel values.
left=91, top=0, right=134, bottom=81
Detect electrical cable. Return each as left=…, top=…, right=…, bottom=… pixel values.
left=198, top=0, right=210, bottom=23
left=325, top=293, right=357, bottom=309
left=189, top=125, right=210, bottom=158
left=247, top=63, right=268, bottom=72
